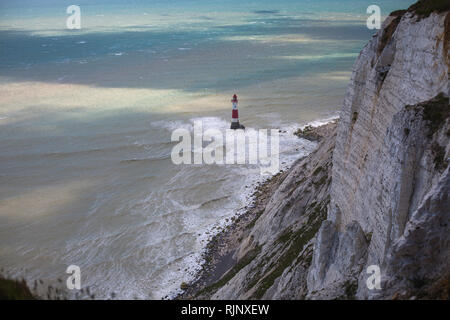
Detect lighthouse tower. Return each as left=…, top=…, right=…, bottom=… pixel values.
left=230, top=94, right=245, bottom=130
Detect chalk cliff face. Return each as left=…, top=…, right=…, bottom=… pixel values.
left=308, top=9, right=449, bottom=299
left=194, top=6, right=449, bottom=300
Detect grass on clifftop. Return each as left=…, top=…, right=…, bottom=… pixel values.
left=389, top=0, right=449, bottom=21
left=407, top=0, right=450, bottom=18
left=0, top=276, right=36, bottom=300
left=382, top=0, right=449, bottom=57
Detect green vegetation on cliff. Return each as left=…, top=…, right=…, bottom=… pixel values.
left=408, top=0, right=450, bottom=18
left=0, top=276, right=35, bottom=300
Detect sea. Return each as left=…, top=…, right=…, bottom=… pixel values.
left=0, top=0, right=414, bottom=299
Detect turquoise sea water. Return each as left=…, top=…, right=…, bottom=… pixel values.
left=0, top=0, right=414, bottom=299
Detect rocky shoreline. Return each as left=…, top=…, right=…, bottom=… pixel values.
left=175, top=120, right=338, bottom=300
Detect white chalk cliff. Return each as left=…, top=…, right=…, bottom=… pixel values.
left=308, top=9, right=449, bottom=299
left=192, top=4, right=449, bottom=300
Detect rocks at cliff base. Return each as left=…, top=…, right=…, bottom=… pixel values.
left=294, top=121, right=338, bottom=142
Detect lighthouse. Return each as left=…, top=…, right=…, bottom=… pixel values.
left=230, top=94, right=245, bottom=130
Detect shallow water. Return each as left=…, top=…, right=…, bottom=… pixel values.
left=0, top=0, right=414, bottom=299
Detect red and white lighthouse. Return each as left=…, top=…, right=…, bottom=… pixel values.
left=230, top=94, right=245, bottom=130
